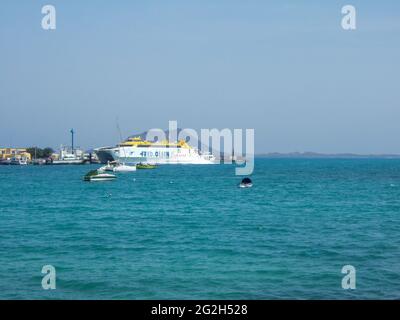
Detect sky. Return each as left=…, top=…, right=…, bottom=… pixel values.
left=0, top=0, right=399, bottom=153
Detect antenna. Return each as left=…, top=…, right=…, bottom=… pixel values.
left=116, top=117, right=127, bottom=163
left=70, top=129, right=75, bottom=154
left=116, top=118, right=123, bottom=143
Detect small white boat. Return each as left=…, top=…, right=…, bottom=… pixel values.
left=84, top=170, right=116, bottom=182
left=239, top=177, right=253, bottom=188
left=99, top=161, right=136, bottom=172
left=89, top=173, right=116, bottom=181
left=113, top=164, right=136, bottom=172
left=32, top=159, right=46, bottom=165
left=0, top=159, right=11, bottom=165
left=10, top=157, right=28, bottom=165
left=98, top=164, right=114, bottom=172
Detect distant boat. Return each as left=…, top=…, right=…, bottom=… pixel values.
left=239, top=177, right=253, bottom=188
left=32, top=159, right=46, bottom=165
left=99, top=161, right=136, bottom=172
left=51, top=129, right=86, bottom=165
left=84, top=170, right=116, bottom=182
left=113, top=164, right=136, bottom=172
left=136, top=163, right=157, bottom=169
left=10, top=157, right=28, bottom=165
left=51, top=153, right=85, bottom=165
left=0, top=158, right=11, bottom=165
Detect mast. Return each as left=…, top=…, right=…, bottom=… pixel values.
left=116, top=119, right=127, bottom=163
left=70, top=129, right=75, bottom=154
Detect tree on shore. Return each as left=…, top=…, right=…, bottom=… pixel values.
left=26, top=147, right=54, bottom=159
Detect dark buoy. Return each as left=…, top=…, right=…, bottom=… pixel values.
left=239, top=177, right=253, bottom=188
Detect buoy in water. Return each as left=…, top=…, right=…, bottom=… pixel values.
left=239, top=177, right=253, bottom=188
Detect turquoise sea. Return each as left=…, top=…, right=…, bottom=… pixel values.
left=1, top=158, right=400, bottom=300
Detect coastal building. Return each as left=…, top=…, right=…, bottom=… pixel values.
left=0, top=148, right=32, bottom=162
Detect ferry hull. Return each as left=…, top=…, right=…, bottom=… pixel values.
left=50, top=160, right=85, bottom=165
left=95, top=147, right=118, bottom=164
left=95, top=147, right=215, bottom=165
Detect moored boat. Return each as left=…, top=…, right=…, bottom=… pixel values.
left=0, top=159, right=11, bottom=165
left=113, top=164, right=136, bottom=172
left=32, top=159, right=47, bottom=165
left=51, top=151, right=85, bottom=165
left=136, top=163, right=157, bottom=169
left=99, top=161, right=136, bottom=172
left=239, top=177, right=253, bottom=188
left=84, top=170, right=116, bottom=182
left=50, top=130, right=86, bottom=165
left=10, top=157, right=28, bottom=165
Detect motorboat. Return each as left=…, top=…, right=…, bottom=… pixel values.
left=84, top=170, right=116, bottom=182
left=10, top=157, right=28, bottom=165
left=99, top=161, right=136, bottom=172
left=136, top=162, right=157, bottom=169
left=239, top=177, right=253, bottom=188
left=113, top=164, right=137, bottom=172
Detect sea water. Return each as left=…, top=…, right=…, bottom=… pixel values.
left=0, top=158, right=399, bottom=299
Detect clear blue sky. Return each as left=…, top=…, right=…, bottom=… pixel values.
left=0, top=0, right=399, bottom=153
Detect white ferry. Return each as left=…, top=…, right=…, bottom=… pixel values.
left=95, top=137, right=215, bottom=165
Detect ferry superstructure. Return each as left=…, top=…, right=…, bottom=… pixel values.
left=95, top=137, right=215, bottom=165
